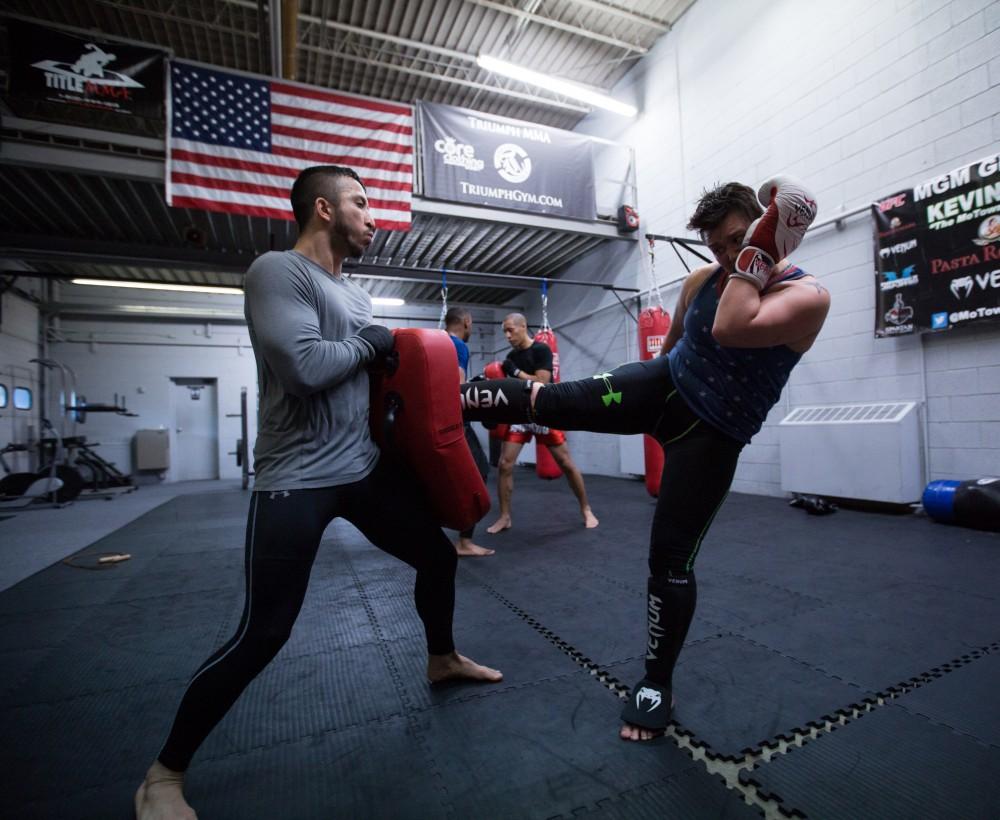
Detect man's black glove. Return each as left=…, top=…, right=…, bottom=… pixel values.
left=354, top=325, right=396, bottom=373
left=501, top=358, right=521, bottom=378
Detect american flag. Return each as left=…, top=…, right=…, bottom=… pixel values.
left=166, top=61, right=413, bottom=231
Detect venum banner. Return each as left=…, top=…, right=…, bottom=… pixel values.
left=5, top=19, right=166, bottom=136
left=874, top=150, right=1000, bottom=336
left=417, top=102, right=596, bottom=221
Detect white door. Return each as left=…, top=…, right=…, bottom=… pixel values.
left=172, top=379, right=219, bottom=481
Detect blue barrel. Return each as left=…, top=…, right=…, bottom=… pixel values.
left=924, top=478, right=1000, bottom=531
left=922, top=480, right=961, bottom=523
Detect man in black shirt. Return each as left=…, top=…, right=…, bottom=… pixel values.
left=487, top=313, right=598, bottom=533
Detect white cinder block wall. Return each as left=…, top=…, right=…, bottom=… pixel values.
left=532, top=0, right=1000, bottom=494
left=0, top=288, right=43, bottom=474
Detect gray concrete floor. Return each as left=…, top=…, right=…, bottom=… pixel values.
left=0, top=478, right=246, bottom=591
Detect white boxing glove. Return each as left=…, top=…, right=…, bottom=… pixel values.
left=731, top=175, right=818, bottom=290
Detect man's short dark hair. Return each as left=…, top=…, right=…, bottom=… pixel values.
left=687, top=182, right=763, bottom=237
left=444, top=306, right=471, bottom=326
left=290, top=165, right=365, bottom=231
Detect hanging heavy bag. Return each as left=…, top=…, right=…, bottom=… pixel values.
left=533, top=326, right=563, bottom=480
left=638, top=306, right=671, bottom=497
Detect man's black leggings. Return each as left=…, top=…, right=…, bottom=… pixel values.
left=157, top=456, right=457, bottom=772
left=461, top=356, right=744, bottom=689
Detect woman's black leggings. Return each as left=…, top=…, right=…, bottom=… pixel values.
left=461, top=356, right=744, bottom=690
left=157, top=456, right=458, bottom=772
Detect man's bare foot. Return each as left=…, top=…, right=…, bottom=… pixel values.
left=486, top=515, right=512, bottom=534
left=582, top=507, right=599, bottom=528
left=428, top=651, right=503, bottom=684
left=135, top=760, right=196, bottom=820
left=454, top=537, right=495, bottom=557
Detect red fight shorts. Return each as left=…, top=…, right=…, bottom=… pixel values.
left=504, top=422, right=567, bottom=447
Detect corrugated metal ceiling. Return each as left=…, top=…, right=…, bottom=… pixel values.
left=0, top=1, right=692, bottom=305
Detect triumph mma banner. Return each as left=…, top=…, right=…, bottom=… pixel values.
left=4, top=19, right=166, bottom=136
left=417, top=102, right=596, bottom=220
left=874, top=150, right=1000, bottom=337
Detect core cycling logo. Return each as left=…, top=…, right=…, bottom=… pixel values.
left=433, top=136, right=485, bottom=171
left=494, top=143, right=532, bottom=183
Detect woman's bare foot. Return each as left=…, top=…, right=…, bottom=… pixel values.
left=619, top=693, right=675, bottom=741
left=135, top=761, right=196, bottom=820
left=582, top=507, right=599, bottom=528
left=486, top=515, right=512, bottom=534
left=427, top=651, right=503, bottom=684
left=619, top=723, right=665, bottom=742
left=454, top=537, right=495, bottom=557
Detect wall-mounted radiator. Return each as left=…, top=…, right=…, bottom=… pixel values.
left=778, top=402, right=924, bottom=504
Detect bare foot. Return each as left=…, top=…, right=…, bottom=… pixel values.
left=582, top=507, right=599, bottom=528
left=619, top=723, right=665, bottom=742
left=427, top=651, right=503, bottom=685
left=135, top=761, right=196, bottom=819
left=454, top=538, right=495, bottom=557
left=619, top=694, right=675, bottom=742
left=486, top=515, right=512, bottom=534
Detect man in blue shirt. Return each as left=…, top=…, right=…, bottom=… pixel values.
left=445, top=306, right=493, bottom=557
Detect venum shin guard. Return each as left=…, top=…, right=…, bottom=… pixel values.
left=459, top=378, right=534, bottom=426
left=645, top=571, right=697, bottom=685
left=622, top=571, right=697, bottom=729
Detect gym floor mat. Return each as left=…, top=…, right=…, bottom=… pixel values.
left=1, top=476, right=997, bottom=818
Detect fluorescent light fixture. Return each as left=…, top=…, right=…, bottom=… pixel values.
left=71, top=278, right=243, bottom=295
left=477, top=54, right=637, bottom=117
left=371, top=297, right=405, bottom=306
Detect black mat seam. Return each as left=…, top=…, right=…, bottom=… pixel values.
left=892, top=701, right=1000, bottom=752
left=348, top=556, right=454, bottom=818
left=737, top=639, right=1000, bottom=787
left=709, top=568, right=831, bottom=609
left=473, top=579, right=805, bottom=819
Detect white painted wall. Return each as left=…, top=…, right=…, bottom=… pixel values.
left=0, top=287, right=42, bottom=473
left=43, top=281, right=506, bottom=481
left=533, top=0, right=1000, bottom=494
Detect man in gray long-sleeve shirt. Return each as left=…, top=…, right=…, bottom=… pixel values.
left=136, top=165, right=502, bottom=820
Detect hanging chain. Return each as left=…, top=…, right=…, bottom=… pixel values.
left=541, top=278, right=550, bottom=331
left=644, top=235, right=664, bottom=310
left=437, top=270, right=448, bottom=329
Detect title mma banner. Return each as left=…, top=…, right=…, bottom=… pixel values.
left=417, top=102, right=596, bottom=220
left=5, top=19, right=166, bottom=136
left=874, top=150, right=1000, bottom=337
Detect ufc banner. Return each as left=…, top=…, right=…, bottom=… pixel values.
left=417, top=102, right=596, bottom=220
left=874, top=150, right=1000, bottom=337
left=4, top=19, right=166, bottom=136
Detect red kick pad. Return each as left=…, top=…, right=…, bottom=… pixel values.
left=369, top=328, right=490, bottom=531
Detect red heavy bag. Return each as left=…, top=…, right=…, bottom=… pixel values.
left=638, top=307, right=671, bottom=497
left=370, top=328, right=490, bottom=531
left=483, top=361, right=509, bottom=443
left=532, top=328, right=563, bottom=480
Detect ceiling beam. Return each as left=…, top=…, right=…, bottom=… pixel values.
left=0, top=140, right=164, bottom=183
left=297, top=45, right=590, bottom=113
left=560, top=0, right=671, bottom=32
left=463, top=0, right=647, bottom=53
